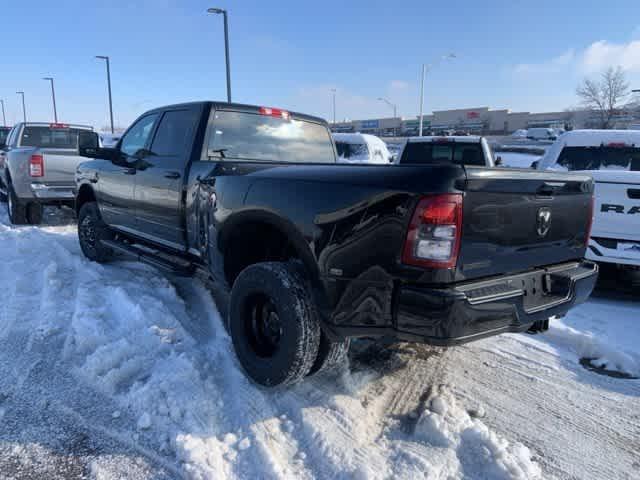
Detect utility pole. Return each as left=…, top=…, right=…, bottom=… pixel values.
left=418, top=53, right=456, bottom=136
left=42, top=77, right=58, bottom=122
left=16, top=91, right=26, bottom=122
left=0, top=99, right=6, bottom=126
left=96, top=56, right=115, bottom=133
left=331, top=88, right=336, bottom=125
left=207, top=8, right=232, bottom=102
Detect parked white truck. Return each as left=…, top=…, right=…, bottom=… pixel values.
left=536, top=130, right=640, bottom=268
left=0, top=122, right=98, bottom=224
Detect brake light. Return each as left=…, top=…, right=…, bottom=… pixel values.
left=29, top=154, right=44, bottom=177
left=402, top=194, right=463, bottom=269
left=49, top=123, right=69, bottom=129
left=259, top=106, right=290, bottom=120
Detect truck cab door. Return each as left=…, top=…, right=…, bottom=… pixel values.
left=134, top=106, right=201, bottom=250
left=98, top=113, right=159, bottom=232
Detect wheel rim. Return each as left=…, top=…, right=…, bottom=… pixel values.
left=244, top=293, right=283, bottom=358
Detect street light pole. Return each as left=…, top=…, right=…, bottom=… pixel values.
left=16, top=91, right=26, bottom=123
left=418, top=53, right=456, bottom=136
left=207, top=7, right=232, bottom=103
left=0, top=100, right=6, bottom=126
left=331, top=88, right=336, bottom=125
left=378, top=97, right=398, bottom=135
left=378, top=97, right=397, bottom=118
left=96, top=56, right=115, bottom=134
left=42, top=77, right=58, bottom=123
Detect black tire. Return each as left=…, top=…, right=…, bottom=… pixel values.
left=308, top=334, right=350, bottom=376
left=78, top=202, right=114, bottom=263
left=229, top=262, right=321, bottom=387
left=7, top=183, right=27, bottom=224
left=26, top=202, right=43, bottom=225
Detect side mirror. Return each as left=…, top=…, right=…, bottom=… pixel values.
left=79, top=145, right=120, bottom=162
left=495, top=155, right=503, bottom=166
left=531, top=160, right=539, bottom=170
left=78, top=130, right=99, bottom=150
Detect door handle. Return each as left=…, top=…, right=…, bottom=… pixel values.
left=164, top=171, right=181, bottom=179
left=123, top=168, right=136, bottom=175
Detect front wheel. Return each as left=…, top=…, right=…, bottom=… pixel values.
left=78, top=202, right=114, bottom=263
left=229, top=262, right=321, bottom=387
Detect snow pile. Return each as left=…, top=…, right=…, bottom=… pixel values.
left=2, top=209, right=636, bottom=479
left=410, top=387, right=541, bottom=479
left=546, top=313, right=640, bottom=378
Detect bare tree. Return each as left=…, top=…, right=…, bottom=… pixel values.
left=576, top=66, right=629, bottom=129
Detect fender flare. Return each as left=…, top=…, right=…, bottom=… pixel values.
left=217, top=208, right=332, bottom=316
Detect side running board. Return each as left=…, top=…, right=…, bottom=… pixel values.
left=101, top=239, right=195, bottom=276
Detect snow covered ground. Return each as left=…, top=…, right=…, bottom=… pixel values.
left=0, top=207, right=638, bottom=479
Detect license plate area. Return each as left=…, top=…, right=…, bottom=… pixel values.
left=521, top=271, right=570, bottom=312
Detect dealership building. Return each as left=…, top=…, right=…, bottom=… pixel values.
left=331, top=106, right=640, bottom=136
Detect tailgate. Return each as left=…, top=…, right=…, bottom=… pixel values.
left=458, top=167, right=593, bottom=280
left=40, top=149, right=85, bottom=184
left=589, top=170, right=640, bottom=241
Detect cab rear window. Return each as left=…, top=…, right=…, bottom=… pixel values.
left=207, top=110, right=335, bottom=163
left=335, top=142, right=369, bottom=160
left=0, top=128, right=10, bottom=144
left=400, top=142, right=485, bottom=166
left=557, top=146, right=640, bottom=171
left=20, top=126, right=84, bottom=149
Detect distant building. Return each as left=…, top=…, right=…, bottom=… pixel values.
left=330, top=106, right=640, bottom=136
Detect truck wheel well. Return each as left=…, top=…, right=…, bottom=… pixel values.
left=75, top=185, right=96, bottom=215
left=223, top=221, right=300, bottom=287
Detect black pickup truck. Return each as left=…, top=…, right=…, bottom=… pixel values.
left=75, top=101, right=598, bottom=387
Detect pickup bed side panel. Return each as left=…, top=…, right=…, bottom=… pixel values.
left=231, top=163, right=465, bottom=329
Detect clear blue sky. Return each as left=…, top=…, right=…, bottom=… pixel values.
left=1, top=0, right=639, bottom=130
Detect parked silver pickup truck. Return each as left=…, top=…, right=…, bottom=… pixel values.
left=0, top=122, right=98, bottom=224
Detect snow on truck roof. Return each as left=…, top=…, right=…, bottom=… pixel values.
left=332, top=133, right=379, bottom=144
left=407, top=135, right=483, bottom=143
left=554, top=129, right=640, bottom=147
left=540, top=129, right=640, bottom=169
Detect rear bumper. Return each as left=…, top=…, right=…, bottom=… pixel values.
left=327, top=260, right=598, bottom=346
left=587, top=237, right=640, bottom=267
left=29, top=182, right=75, bottom=201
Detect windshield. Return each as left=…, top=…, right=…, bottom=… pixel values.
left=556, top=146, right=640, bottom=171
left=207, top=111, right=335, bottom=163
left=400, top=142, right=485, bottom=166
left=20, top=126, right=86, bottom=149
left=335, top=141, right=369, bottom=161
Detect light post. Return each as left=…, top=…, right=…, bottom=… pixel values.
left=207, top=7, right=232, bottom=103
left=0, top=99, right=6, bottom=126
left=418, top=53, right=456, bottom=136
left=16, top=91, right=26, bottom=123
left=331, top=88, right=336, bottom=125
left=378, top=97, right=398, bottom=135
left=96, top=56, right=115, bottom=134
left=42, top=77, right=58, bottom=123
left=378, top=97, right=397, bottom=118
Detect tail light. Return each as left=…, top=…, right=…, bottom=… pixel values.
left=402, top=194, right=463, bottom=269
left=29, top=154, right=44, bottom=177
